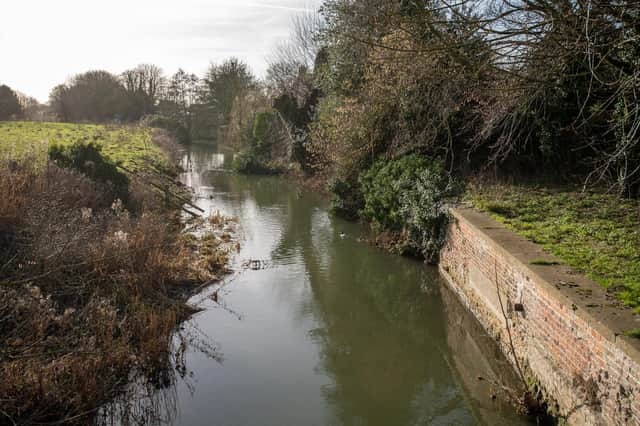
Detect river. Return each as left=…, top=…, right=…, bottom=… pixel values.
left=114, top=144, right=534, bottom=425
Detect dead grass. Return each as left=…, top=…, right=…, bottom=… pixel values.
left=0, top=150, right=231, bottom=424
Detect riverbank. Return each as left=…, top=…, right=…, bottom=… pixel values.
left=0, top=122, right=234, bottom=424
left=468, top=182, right=640, bottom=314
left=310, top=161, right=640, bottom=317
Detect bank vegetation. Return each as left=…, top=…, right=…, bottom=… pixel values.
left=0, top=124, right=232, bottom=424
left=223, top=0, right=640, bottom=312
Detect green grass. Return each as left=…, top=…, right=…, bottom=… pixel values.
left=624, top=329, right=640, bottom=339
left=0, top=121, right=170, bottom=174
left=529, top=259, right=561, bottom=266
left=468, top=183, right=640, bottom=311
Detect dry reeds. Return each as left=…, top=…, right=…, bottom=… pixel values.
left=0, top=157, right=227, bottom=425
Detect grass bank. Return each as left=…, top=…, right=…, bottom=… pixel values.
left=468, top=183, right=640, bottom=312
left=0, top=121, right=171, bottom=174
left=0, top=121, right=233, bottom=424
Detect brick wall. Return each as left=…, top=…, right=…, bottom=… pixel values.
left=439, top=208, right=640, bottom=425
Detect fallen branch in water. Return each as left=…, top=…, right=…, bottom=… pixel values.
left=117, top=163, right=204, bottom=216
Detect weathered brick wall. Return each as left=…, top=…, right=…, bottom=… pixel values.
left=439, top=208, right=640, bottom=425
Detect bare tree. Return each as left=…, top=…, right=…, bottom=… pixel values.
left=266, top=10, right=324, bottom=101
left=463, top=0, right=640, bottom=193
left=121, top=64, right=165, bottom=118
left=15, top=91, right=49, bottom=121
left=165, top=69, right=200, bottom=109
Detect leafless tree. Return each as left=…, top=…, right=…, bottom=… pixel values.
left=266, top=10, right=324, bottom=101
left=121, top=64, right=165, bottom=118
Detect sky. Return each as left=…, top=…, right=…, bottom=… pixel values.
left=0, top=0, right=320, bottom=102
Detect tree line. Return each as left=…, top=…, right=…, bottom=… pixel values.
left=3, top=0, right=639, bottom=196
left=0, top=85, right=47, bottom=121
left=1, top=59, right=257, bottom=145
left=46, top=60, right=256, bottom=144
left=214, top=0, right=640, bottom=199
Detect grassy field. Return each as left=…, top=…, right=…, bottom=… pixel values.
left=468, top=183, right=640, bottom=312
left=0, top=121, right=171, bottom=173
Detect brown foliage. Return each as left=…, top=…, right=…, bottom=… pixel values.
left=0, top=158, right=228, bottom=424
left=315, top=0, right=640, bottom=195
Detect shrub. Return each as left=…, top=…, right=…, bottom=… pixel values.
left=48, top=142, right=129, bottom=203
left=400, top=162, right=462, bottom=262
left=232, top=150, right=257, bottom=173
left=359, top=154, right=429, bottom=230
left=328, top=174, right=364, bottom=220
left=141, top=114, right=190, bottom=144
left=231, top=110, right=288, bottom=175
left=359, top=154, right=461, bottom=263
left=0, top=158, right=231, bottom=424
left=231, top=150, right=282, bottom=175
left=252, top=111, right=277, bottom=150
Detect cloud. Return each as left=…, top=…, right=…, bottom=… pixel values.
left=240, top=1, right=316, bottom=12
left=0, top=0, right=321, bottom=102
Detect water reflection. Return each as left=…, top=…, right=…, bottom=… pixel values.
left=108, top=144, right=532, bottom=425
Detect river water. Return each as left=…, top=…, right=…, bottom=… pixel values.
left=128, top=145, right=533, bottom=425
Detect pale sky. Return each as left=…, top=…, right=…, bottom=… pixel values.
left=0, top=0, right=320, bottom=102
